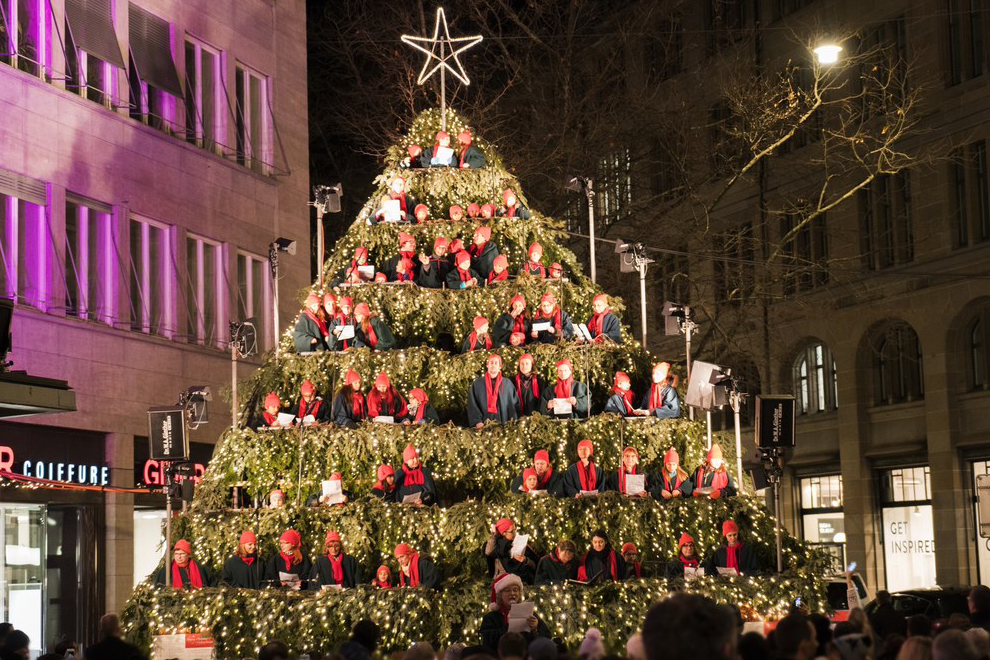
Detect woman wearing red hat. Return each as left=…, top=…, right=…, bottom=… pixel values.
left=429, top=130, right=456, bottom=167
left=539, top=358, right=589, bottom=419
left=656, top=447, right=693, bottom=499
left=308, top=472, right=350, bottom=507
left=393, top=543, right=440, bottom=589
left=484, top=517, right=539, bottom=583
left=331, top=246, right=376, bottom=287
left=511, top=449, right=562, bottom=495
left=365, top=372, right=408, bottom=421
left=576, top=530, right=625, bottom=582
left=383, top=232, right=420, bottom=282
left=372, top=565, right=392, bottom=588
left=621, top=543, right=643, bottom=579
left=328, top=296, right=357, bottom=350
left=704, top=520, right=763, bottom=576
left=497, top=188, right=531, bottom=219
left=221, top=530, right=264, bottom=589
left=155, top=539, right=213, bottom=589
left=461, top=316, right=493, bottom=352
left=412, top=204, right=430, bottom=224
left=604, top=372, right=647, bottom=416
left=449, top=205, right=465, bottom=222
left=292, top=292, right=329, bottom=353
left=331, top=369, right=366, bottom=428
left=691, top=443, right=735, bottom=498
left=295, top=379, right=330, bottom=424
left=469, top=226, right=500, bottom=282
left=487, top=254, right=510, bottom=284
left=511, top=353, right=545, bottom=416
left=534, top=539, right=578, bottom=585
left=578, top=294, right=621, bottom=344
left=264, top=529, right=311, bottom=589
left=374, top=175, right=416, bottom=223
left=480, top=203, right=495, bottom=219
left=371, top=464, right=396, bottom=501
left=446, top=250, right=480, bottom=289
left=406, top=388, right=440, bottom=424
left=642, top=362, right=681, bottom=419
left=479, top=572, right=550, bottom=651
left=456, top=130, right=486, bottom=168
left=402, top=143, right=426, bottom=169
left=562, top=439, right=604, bottom=498
left=393, top=444, right=437, bottom=505
left=666, top=533, right=701, bottom=580
left=310, top=530, right=362, bottom=588
left=530, top=292, right=574, bottom=343
left=466, top=203, right=481, bottom=219
left=353, top=302, right=397, bottom=351
left=418, top=236, right=451, bottom=288
left=606, top=446, right=650, bottom=497
left=259, top=392, right=284, bottom=427
left=323, top=291, right=339, bottom=320
left=519, top=242, right=546, bottom=278
left=493, top=295, right=530, bottom=348
left=467, top=354, right=520, bottom=428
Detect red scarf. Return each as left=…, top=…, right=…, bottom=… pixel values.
left=617, top=466, right=638, bottom=494
left=305, top=309, right=329, bottom=337
left=402, top=465, right=425, bottom=486
left=576, top=460, right=597, bottom=491
left=662, top=471, right=685, bottom=491
left=399, top=553, right=421, bottom=587
left=695, top=466, right=729, bottom=490
left=539, top=307, right=563, bottom=332
left=347, top=391, right=366, bottom=419
left=362, top=319, right=379, bottom=348
left=328, top=553, right=344, bottom=583
left=485, top=373, right=503, bottom=414
left=588, top=310, right=608, bottom=338
left=505, top=205, right=517, bottom=218
left=679, top=553, right=699, bottom=568
left=263, top=411, right=277, bottom=425
left=726, top=544, right=742, bottom=571
left=399, top=250, right=416, bottom=274
left=630, top=562, right=642, bottom=578
left=469, top=332, right=492, bottom=350
left=459, top=145, right=468, bottom=168
left=554, top=375, right=573, bottom=399
left=171, top=560, right=204, bottom=590
left=469, top=241, right=486, bottom=258
left=367, top=388, right=407, bottom=418
left=390, top=192, right=407, bottom=213
left=488, top=270, right=508, bottom=284
left=298, top=398, right=323, bottom=419
left=514, top=374, right=539, bottom=415
left=413, top=401, right=426, bottom=423
left=281, top=550, right=297, bottom=572
left=511, top=313, right=527, bottom=335
left=374, top=576, right=391, bottom=589
left=241, top=556, right=255, bottom=566
left=456, top=264, right=472, bottom=282
left=536, top=466, right=553, bottom=489
left=612, top=386, right=634, bottom=414
left=524, top=262, right=546, bottom=277
left=648, top=383, right=669, bottom=409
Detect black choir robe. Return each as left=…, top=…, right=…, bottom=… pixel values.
left=704, top=544, right=764, bottom=576
left=603, top=393, right=637, bottom=416
left=578, top=548, right=626, bottom=583
left=530, top=310, right=574, bottom=343
left=469, top=242, right=500, bottom=282
left=292, top=313, right=328, bottom=353
left=461, top=332, right=494, bottom=353
left=371, top=484, right=395, bottom=502
left=652, top=470, right=694, bottom=499
left=496, top=204, right=532, bottom=219
left=296, top=396, right=331, bottom=424
left=509, top=469, right=563, bottom=496
left=467, top=375, right=520, bottom=427
left=691, top=466, right=737, bottom=497
left=513, top=373, right=547, bottom=416
left=485, top=536, right=540, bottom=583
left=393, top=466, right=438, bottom=505
left=310, top=553, right=363, bottom=588
left=562, top=461, right=605, bottom=497
left=587, top=312, right=621, bottom=343
left=418, top=256, right=451, bottom=288
left=366, top=390, right=409, bottom=422
left=446, top=266, right=482, bottom=290
left=220, top=555, right=265, bottom=589
left=264, top=553, right=313, bottom=589
left=331, top=391, right=366, bottom=428
left=398, top=555, right=441, bottom=589
left=327, top=314, right=356, bottom=350
left=534, top=551, right=578, bottom=585
left=493, top=313, right=529, bottom=347
left=480, top=611, right=551, bottom=653
left=457, top=145, right=486, bottom=169
left=666, top=557, right=702, bottom=580
left=154, top=561, right=214, bottom=588
left=374, top=193, right=416, bottom=223
left=382, top=253, right=420, bottom=282
left=408, top=403, right=441, bottom=424
left=354, top=317, right=397, bottom=351
left=538, top=380, right=589, bottom=419
left=604, top=468, right=652, bottom=496
left=640, top=385, right=681, bottom=419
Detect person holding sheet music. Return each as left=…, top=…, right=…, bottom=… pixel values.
left=264, top=529, right=311, bottom=590
left=406, top=388, right=440, bottom=424
left=643, top=362, right=681, bottom=419
left=155, top=539, right=213, bottom=589
left=331, top=246, right=376, bottom=287
left=704, top=520, right=763, bottom=576
left=456, top=130, right=486, bottom=169
left=576, top=530, right=625, bottom=582
left=484, top=518, right=539, bottom=583
left=603, top=372, right=647, bottom=416
left=295, top=379, right=330, bottom=425
left=308, top=472, right=349, bottom=507
left=461, top=316, right=494, bottom=352
left=469, top=226, right=500, bottom=282
left=310, top=530, right=362, bottom=589
left=401, top=144, right=426, bottom=169
left=512, top=353, right=546, bottom=417
left=534, top=539, right=578, bottom=585
left=293, top=292, right=329, bottom=353
left=539, top=358, right=589, bottom=419
left=487, top=255, right=510, bottom=284
left=691, top=444, right=736, bottom=499
left=332, top=370, right=367, bottom=428
left=393, top=444, right=437, bottom=505
left=393, top=543, right=440, bottom=588
left=655, top=447, right=693, bottom=499
left=328, top=296, right=357, bottom=350
left=621, top=543, right=643, bottom=579
left=353, top=303, right=397, bottom=351
left=365, top=372, right=408, bottom=422
left=519, top=242, right=546, bottom=278
left=511, top=449, right=562, bottom=495
left=606, top=446, right=650, bottom=497
left=497, top=188, right=531, bottom=219
left=579, top=294, right=621, bottom=344
left=494, top=295, right=530, bottom=348
left=220, top=530, right=264, bottom=589
left=371, top=464, right=396, bottom=501
left=666, top=532, right=702, bottom=580
left=479, top=573, right=551, bottom=652
left=374, top=176, right=416, bottom=224
left=383, top=232, right=419, bottom=282
left=260, top=392, right=284, bottom=428
left=418, top=236, right=451, bottom=288
left=531, top=292, right=574, bottom=343
left=562, top=439, right=604, bottom=498
left=467, top=354, right=520, bottom=428
left=429, top=130, right=456, bottom=167
left=447, top=250, right=481, bottom=289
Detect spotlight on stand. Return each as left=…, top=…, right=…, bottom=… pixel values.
left=268, top=237, right=296, bottom=351
left=179, top=386, right=212, bottom=429
left=271, top=237, right=296, bottom=256
left=228, top=318, right=257, bottom=430
left=566, top=175, right=597, bottom=283
left=612, top=239, right=653, bottom=345
left=312, top=185, right=343, bottom=289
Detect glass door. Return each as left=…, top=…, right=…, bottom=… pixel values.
left=0, top=504, right=46, bottom=656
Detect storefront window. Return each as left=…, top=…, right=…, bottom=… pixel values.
left=799, top=474, right=844, bottom=571
left=1, top=504, right=45, bottom=656
left=880, top=466, right=935, bottom=591
left=973, top=460, right=990, bottom=583
left=132, top=509, right=166, bottom=587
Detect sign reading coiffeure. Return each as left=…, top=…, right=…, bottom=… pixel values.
left=0, top=445, right=110, bottom=485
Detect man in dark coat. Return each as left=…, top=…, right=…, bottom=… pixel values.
left=154, top=539, right=213, bottom=589
left=468, top=226, right=500, bottom=282
left=704, top=520, right=763, bottom=576
left=484, top=518, right=540, bottom=583
left=295, top=379, right=330, bottom=424
left=456, top=130, right=486, bottom=168
left=393, top=444, right=438, bottom=505
left=534, top=540, right=578, bottom=585
left=292, top=292, right=328, bottom=353
left=869, top=591, right=907, bottom=638
left=479, top=573, right=551, bottom=652
left=310, top=530, right=363, bottom=588
left=512, top=353, right=546, bottom=416
left=562, top=439, right=604, bottom=497
left=394, top=543, right=440, bottom=589
left=220, top=530, right=265, bottom=589
left=509, top=449, right=563, bottom=496
left=84, top=614, right=147, bottom=660
left=539, top=359, right=589, bottom=419
left=382, top=231, right=420, bottom=282
left=417, top=236, right=451, bottom=288
left=467, top=354, right=520, bottom=427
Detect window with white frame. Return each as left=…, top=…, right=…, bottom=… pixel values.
left=794, top=342, right=838, bottom=415
left=184, top=37, right=222, bottom=152
left=65, top=195, right=116, bottom=323
left=0, top=171, right=49, bottom=309
left=879, top=466, right=935, bottom=591
left=64, top=0, right=125, bottom=107
left=0, top=0, right=49, bottom=76
left=799, top=475, right=845, bottom=571
left=236, top=251, right=269, bottom=351
left=128, top=217, right=172, bottom=335
left=126, top=3, right=181, bottom=133
left=235, top=64, right=272, bottom=174
left=185, top=235, right=223, bottom=348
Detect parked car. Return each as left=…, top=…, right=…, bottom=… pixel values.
left=863, top=587, right=972, bottom=620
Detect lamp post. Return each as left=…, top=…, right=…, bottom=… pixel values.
left=615, top=240, right=653, bottom=346
left=268, top=237, right=296, bottom=351
left=813, top=43, right=842, bottom=65
left=312, top=184, right=343, bottom=289
left=567, top=176, right=597, bottom=283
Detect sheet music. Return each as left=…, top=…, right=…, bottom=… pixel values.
left=276, top=412, right=294, bottom=427
left=431, top=146, right=454, bottom=165
left=684, top=566, right=705, bottom=580
left=694, top=486, right=713, bottom=496
left=321, top=583, right=344, bottom=591
left=552, top=400, right=572, bottom=415
left=357, top=265, right=375, bottom=279
left=579, top=490, right=599, bottom=497
left=507, top=601, right=535, bottom=632
left=278, top=572, right=301, bottom=589
left=402, top=491, right=422, bottom=504
left=382, top=199, right=401, bottom=222
left=336, top=324, right=355, bottom=340
left=302, top=415, right=316, bottom=425
left=577, top=323, right=594, bottom=342
left=716, top=566, right=740, bottom=576
left=321, top=479, right=344, bottom=504
left=510, top=534, right=530, bottom=557
left=531, top=321, right=551, bottom=333
left=373, top=415, right=395, bottom=424
left=624, top=474, right=645, bottom=495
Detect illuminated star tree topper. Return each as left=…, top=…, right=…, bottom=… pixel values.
left=401, top=7, right=483, bottom=131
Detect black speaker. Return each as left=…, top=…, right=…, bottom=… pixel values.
left=147, top=406, right=189, bottom=460
left=755, top=395, right=796, bottom=448
left=748, top=467, right=771, bottom=490
left=0, top=298, right=12, bottom=364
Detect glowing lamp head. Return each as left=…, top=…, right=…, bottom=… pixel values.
left=814, top=43, right=842, bottom=65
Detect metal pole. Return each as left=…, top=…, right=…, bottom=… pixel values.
left=316, top=207, right=325, bottom=290
left=774, top=471, right=783, bottom=572
left=639, top=263, right=648, bottom=346
left=270, top=249, right=280, bottom=353
left=440, top=43, right=446, bottom=132
left=586, top=180, right=596, bottom=283
left=706, top=409, right=713, bottom=450
left=686, top=322, right=695, bottom=421
left=164, top=474, right=172, bottom=587
left=296, top=422, right=304, bottom=506
left=231, top=343, right=238, bottom=431
left=733, top=393, right=744, bottom=493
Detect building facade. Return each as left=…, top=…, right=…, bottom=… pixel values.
left=591, top=0, right=990, bottom=594
left=0, top=0, right=309, bottom=651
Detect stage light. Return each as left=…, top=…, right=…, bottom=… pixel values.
left=813, top=43, right=842, bottom=65
left=271, top=237, right=296, bottom=255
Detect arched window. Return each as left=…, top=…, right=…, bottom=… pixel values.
left=872, top=323, right=924, bottom=405
left=968, top=310, right=990, bottom=390
left=793, top=342, right=838, bottom=415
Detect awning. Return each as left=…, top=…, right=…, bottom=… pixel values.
left=128, top=3, right=183, bottom=98
left=64, top=0, right=126, bottom=69
left=0, top=372, right=76, bottom=418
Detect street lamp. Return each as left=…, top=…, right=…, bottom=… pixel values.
left=566, top=176, right=597, bottom=283
left=269, top=237, right=296, bottom=350
left=312, top=184, right=343, bottom=289
left=615, top=239, right=652, bottom=346
left=813, top=43, right=842, bottom=65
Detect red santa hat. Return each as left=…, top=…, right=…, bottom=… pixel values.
left=473, top=316, right=489, bottom=331
left=325, top=529, right=341, bottom=543
left=323, top=292, right=337, bottom=307
left=521, top=467, right=538, bottom=485
left=398, top=231, right=415, bottom=246
left=528, top=242, right=542, bottom=259
left=493, top=255, right=508, bottom=271
left=489, top=572, right=524, bottom=611
left=502, top=188, right=516, bottom=204
left=413, top=205, right=428, bottom=220
left=475, top=226, right=492, bottom=242
left=664, top=447, right=679, bottom=464
left=344, top=370, right=361, bottom=388
left=613, top=372, right=630, bottom=388
left=487, top=353, right=503, bottom=368
left=174, top=539, right=192, bottom=554
left=239, top=530, right=256, bottom=545
left=450, top=238, right=465, bottom=253
left=510, top=294, right=526, bottom=309
left=620, top=542, right=638, bottom=555
left=402, top=443, right=419, bottom=462
left=435, top=130, right=450, bottom=142
left=593, top=293, right=609, bottom=307
left=518, top=352, right=534, bottom=367
left=556, top=358, right=572, bottom=370
left=305, top=292, right=320, bottom=310
left=622, top=446, right=640, bottom=460
left=340, top=295, right=353, bottom=310
left=707, top=444, right=724, bottom=462
left=722, top=520, right=739, bottom=537
left=300, top=379, right=316, bottom=395
left=354, top=302, right=371, bottom=318
left=377, top=464, right=394, bottom=481
left=533, top=449, right=550, bottom=464
left=540, top=292, right=557, bottom=306
left=456, top=250, right=472, bottom=268
left=409, top=388, right=428, bottom=404
left=279, top=529, right=301, bottom=548
left=577, top=439, right=594, bottom=455
left=466, top=203, right=480, bottom=217
left=329, top=472, right=342, bottom=481
left=457, top=130, right=471, bottom=145
left=480, top=203, right=495, bottom=216
left=374, top=272, right=387, bottom=283
left=550, top=262, right=563, bottom=272
left=433, top=236, right=449, bottom=252
left=494, top=517, right=514, bottom=534
left=374, top=372, right=391, bottom=389
left=393, top=543, right=414, bottom=558
left=678, top=532, right=695, bottom=548
left=407, top=144, right=422, bottom=157
left=449, top=204, right=463, bottom=217
left=264, top=392, right=281, bottom=408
